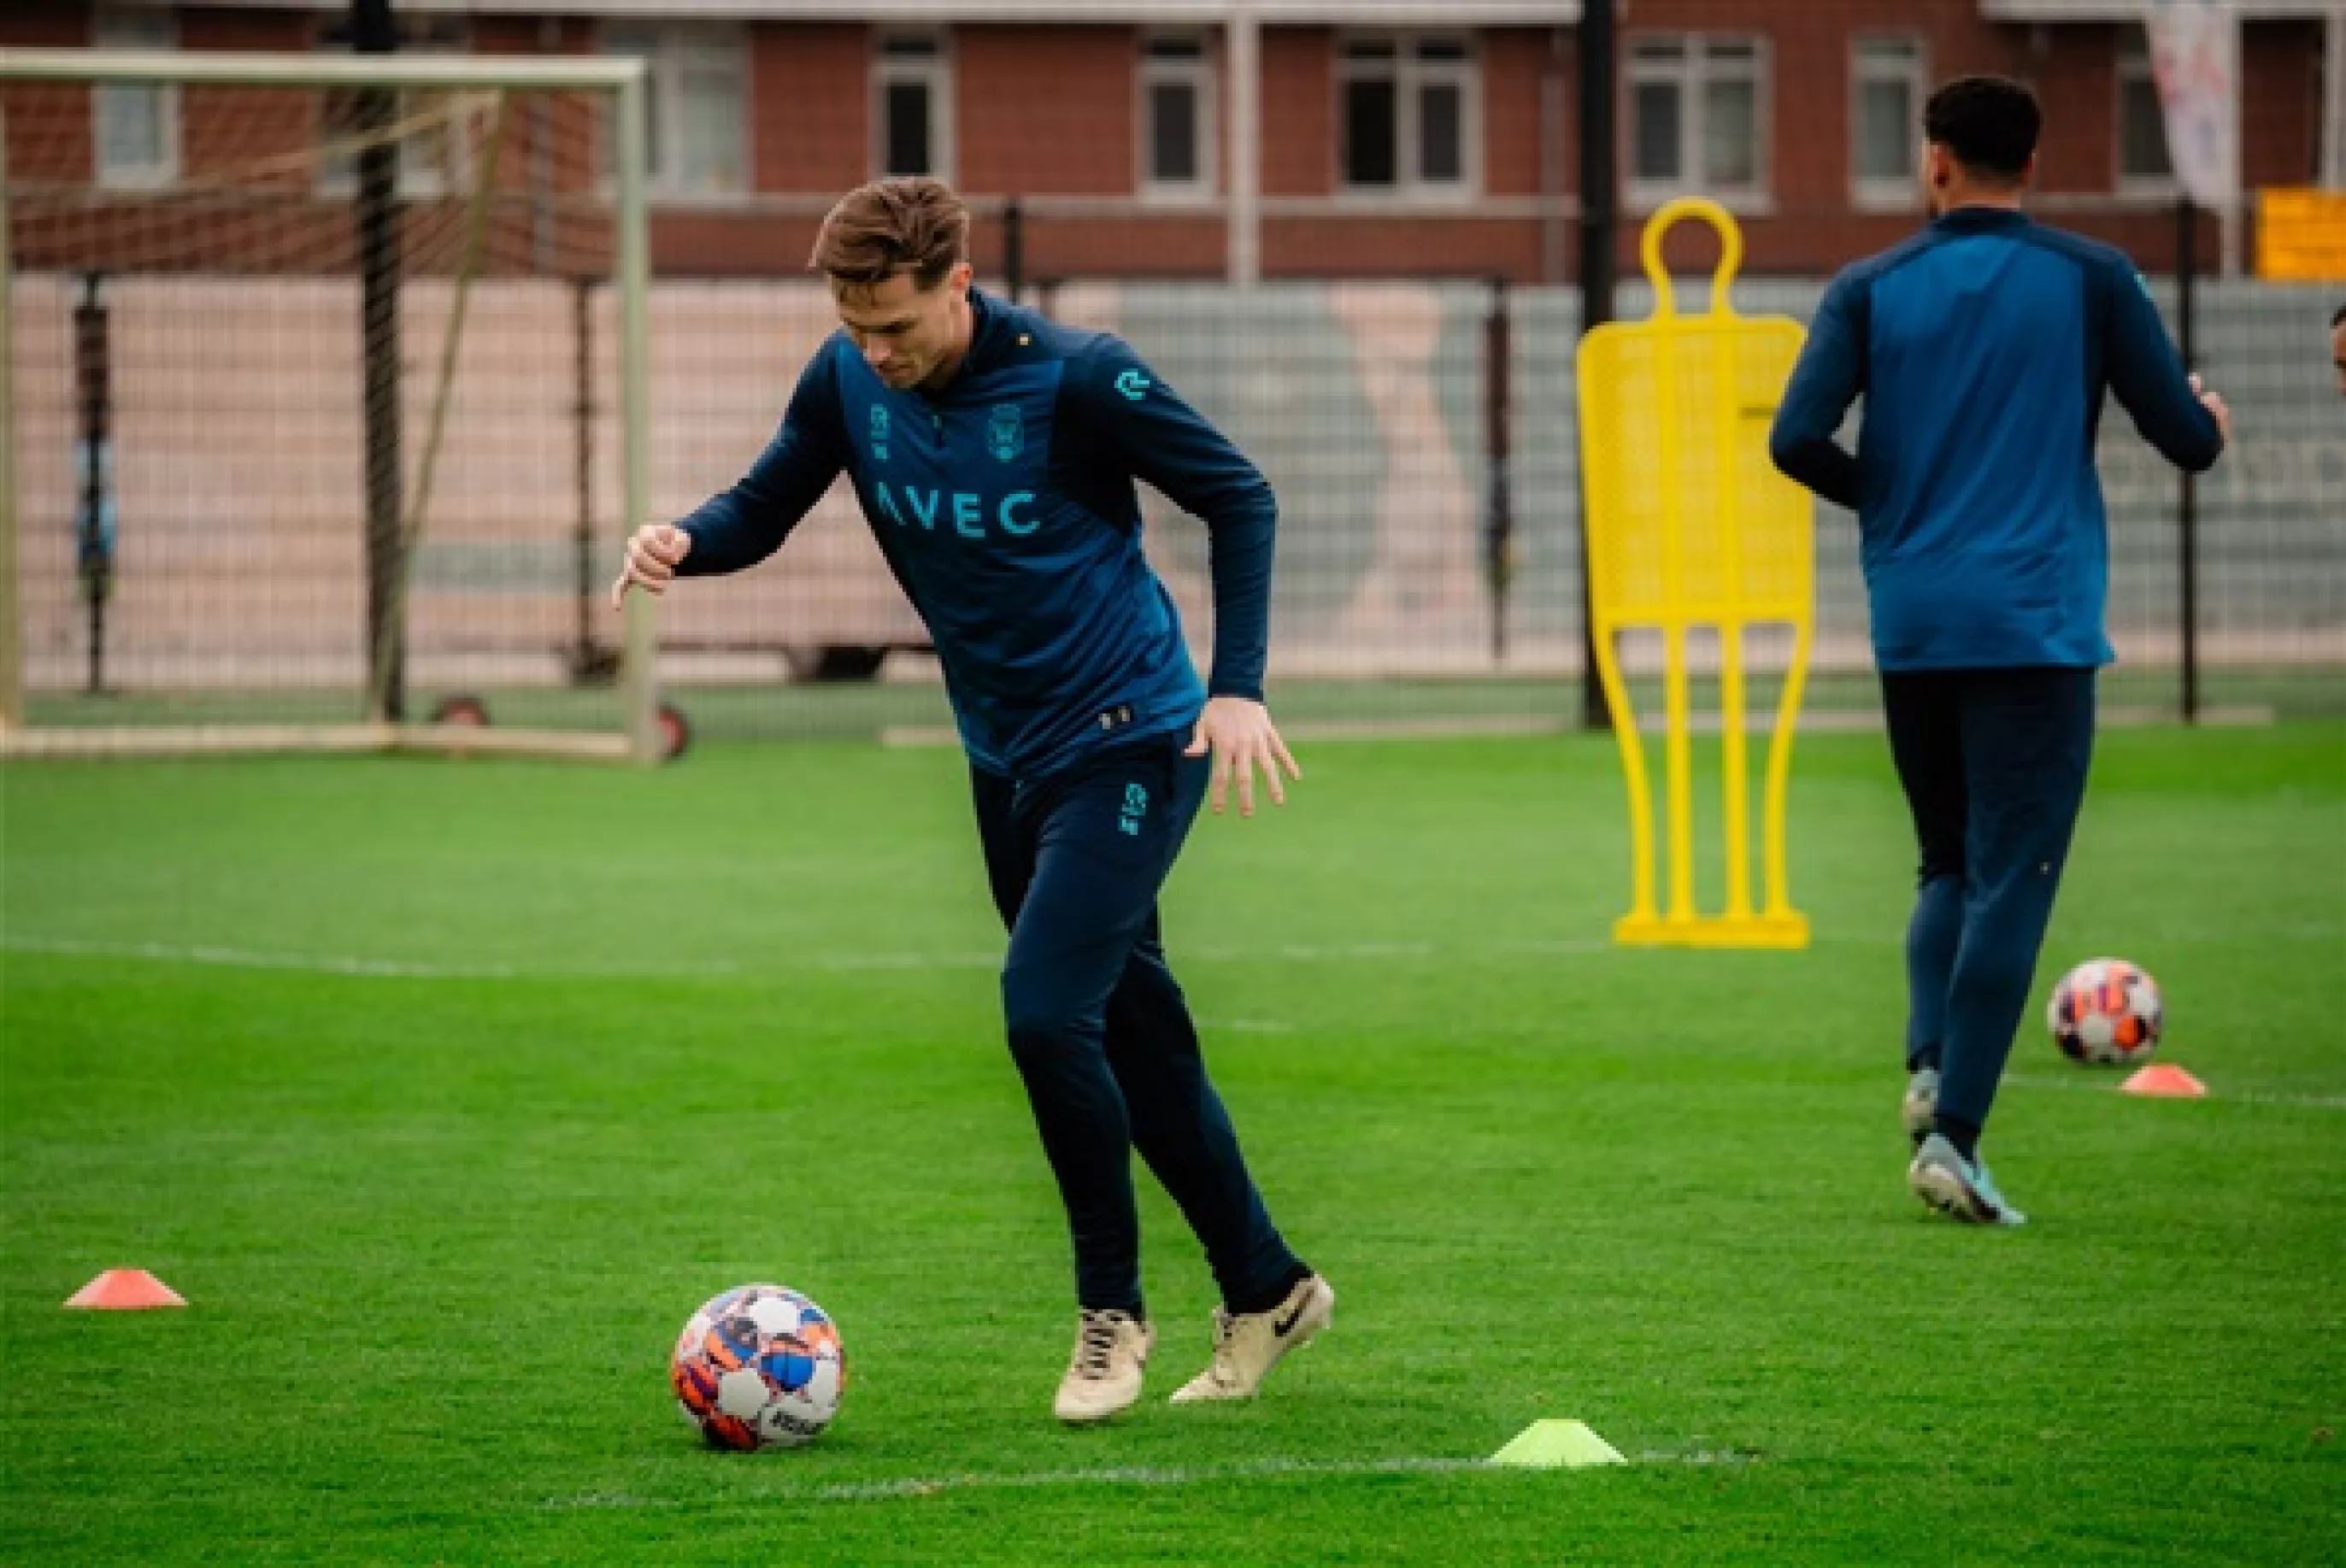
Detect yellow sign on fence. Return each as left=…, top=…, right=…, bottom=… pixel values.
left=2255, top=189, right=2346, bottom=282
left=1576, top=199, right=1813, bottom=949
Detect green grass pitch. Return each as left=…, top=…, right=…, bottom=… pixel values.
left=4, top=725, right=2341, bottom=1564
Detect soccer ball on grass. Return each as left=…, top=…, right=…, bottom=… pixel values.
left=671, top=1283, right=845, bottom=1450
left=2047, top=958, right=2163, bottom=1066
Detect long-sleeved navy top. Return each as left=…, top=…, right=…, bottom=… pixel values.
left=676, top=287, right=1276, bottom=778
left=1770, top=208, right=2223, bottom=671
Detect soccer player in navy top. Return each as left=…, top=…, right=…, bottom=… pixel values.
left=612, top=179, right=1330, bottom=1420
left=1771, top=79, right=2230, bottom=1225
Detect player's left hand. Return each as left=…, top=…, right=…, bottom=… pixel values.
left=2190, top=373, right=2232, bottom=449
left=1185, top=696, right=1301, bottom=819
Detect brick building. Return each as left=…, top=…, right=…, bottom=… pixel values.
left=4, top=0, right=2339, bottom=280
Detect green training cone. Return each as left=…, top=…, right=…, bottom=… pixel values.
left=1489, top=1418, right=1627, bottom=1469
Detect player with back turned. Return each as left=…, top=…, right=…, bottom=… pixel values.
left=612, top=178, right=1332, bottom=1422
left=1770, top=77, right=2231, bottom=1225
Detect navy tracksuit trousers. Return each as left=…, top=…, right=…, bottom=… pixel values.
left=971, top=731, right=1306, bottom=1320
left=1881, top=667, right=2096, bottom=1141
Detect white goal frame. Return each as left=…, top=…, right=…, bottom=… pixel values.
left=0, top=50, right=661, bottom=763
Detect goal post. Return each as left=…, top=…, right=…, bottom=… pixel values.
left=0, top=85, right=21, bottom=733
left=0, top=49, right=661, bottom=762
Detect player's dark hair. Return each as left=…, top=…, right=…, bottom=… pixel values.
left=1924, top=75, right=2042, bottom=182
left=2332, top=302, right=2346, bottom=330
left=811, top=177, right=969, bottom=295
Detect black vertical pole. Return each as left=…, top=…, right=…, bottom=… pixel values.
left=1002, top=197, right=1026, bottom=305
left=73, top=273, right=112, bottom=696
left=1576, top=0, right=1618, bottom=731
left=2177, top=197, right=2200, bottom=725
left=572, top=275, right=597, bottom=682
left=354, top=0, right=404, bottom=721
left=1484, top=275, right=1514, bottom=664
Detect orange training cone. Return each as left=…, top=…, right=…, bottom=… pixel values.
left=2121, top=1064, right=2207, bottom=1099
left=64, top=1269, right=187, bottom=1310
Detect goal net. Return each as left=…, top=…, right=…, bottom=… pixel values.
left=0, top=50, right=660, bottom=760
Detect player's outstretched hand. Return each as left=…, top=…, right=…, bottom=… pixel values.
left=1185, top=696, right=1301, bottom=819
left=610, top=524, right=691, bottom=609
left=2190, top=373, right=2232, bottom=450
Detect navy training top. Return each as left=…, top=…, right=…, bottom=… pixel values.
left=1770, top=208, right=2223, bottom=671
left=675, top=287, right=1275, bottom=777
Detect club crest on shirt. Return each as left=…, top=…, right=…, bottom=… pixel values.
left=987, top=402, right=1025, bottom=462
left=869, top=403, right=891, bottom=462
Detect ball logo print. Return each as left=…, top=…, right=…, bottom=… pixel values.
left=670, top=1284, right=846, bottom=1451
left=869, top=403, right=891, bottom=463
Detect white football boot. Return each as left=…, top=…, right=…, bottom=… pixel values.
left=1053, top=1308, right=1153, bottom=1424
left=1169, top=1274, right=1334, bottom=1404
left=1909, top=1133, right=2028, bottom=1227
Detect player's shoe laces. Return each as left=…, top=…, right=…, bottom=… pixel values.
left=1902, top=1066, right=1941, bottom=1148
left=1053, top=1308, right=1152, bottom=1424
left=1909, top=1133, right=2028, bottom=1227
left=1169, top=1273, right=1334, bottom=1404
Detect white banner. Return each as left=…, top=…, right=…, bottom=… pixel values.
left=2143, top=1, right=2241, bottom=210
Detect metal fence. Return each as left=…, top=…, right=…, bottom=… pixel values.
left=14, top=272, right=2342, bottom=738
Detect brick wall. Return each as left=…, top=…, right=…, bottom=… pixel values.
left=959, top=26, right=1137, bottom=195
left=4, top=3, right=2329, bottom=282
left=1259, top=26, right=1332, bottom=201
left=754, top=23, right=866, bottom=198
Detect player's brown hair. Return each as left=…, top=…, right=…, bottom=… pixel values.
left=809, top=178, right=969, bottom=294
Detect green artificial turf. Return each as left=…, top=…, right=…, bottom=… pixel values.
left=4, top=725, right=2341, bottom=1564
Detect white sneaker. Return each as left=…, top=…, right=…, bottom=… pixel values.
left=1053, top=1308, right=1153, bottom=1424
left=1169, top=1274, right=1334, bottom=1404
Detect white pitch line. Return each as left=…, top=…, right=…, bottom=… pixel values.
left=3, top=937, right=1303, bottom=1033
left=10, top=925, right=2340, bottom=984
left=803, top=1454, right=1492, bottom=1501
left=0, top=933, right=1690, bottom=978
left=21, top=936, right=2341, bottom=1112
left=544, top=1448, right=1752, bottom=1508
left=0, top=935, right=974, bottom=979
left=0, top=936, right=544, bottom=978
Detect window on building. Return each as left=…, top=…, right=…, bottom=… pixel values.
left=1851, top=35, right=1926, bottom=207
left=318, top=15, right=474, bottom=198
left=1339, top=35, right=1477, bottom=197
left=93, top=9, right=178, bottom=190
left=1628, top=36, right=1768, bottom=203
left=2117, top=26, right=2175, bottom=189
left=1141, top=33, right=1215, bottom=201
left=603, top=24, right=750, bottom=198
left=876, top=32, right=951, bottom=179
